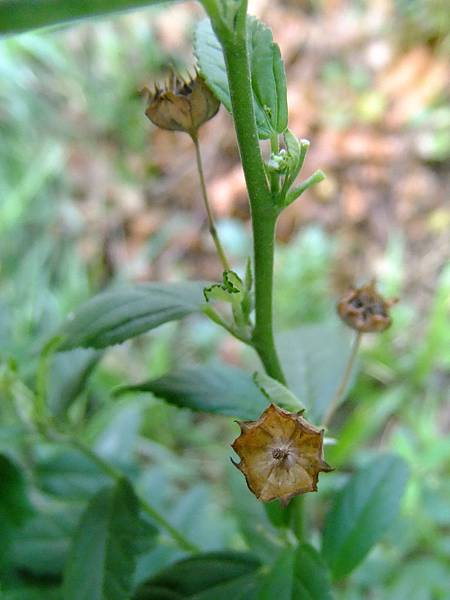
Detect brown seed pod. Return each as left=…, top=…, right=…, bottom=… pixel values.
left=337, top=280, right=396, bottom=333
left=142, top=72, right=220, bottom=137
left=231, top=403, right=332, bottom=506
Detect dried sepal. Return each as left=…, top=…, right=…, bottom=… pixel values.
left=142, top=71, right=220, bottom=137
left=337, top=279, right=397, bottom=333
left=231, top=403, right=332, bottom=506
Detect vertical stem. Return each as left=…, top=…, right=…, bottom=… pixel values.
left=322, top=331, right=362, bottom=428
left=251, top=209, right=286, bottom=383
left=191, top=134, right=230, bottom=272
left=217, top=26, right=286, bottom=384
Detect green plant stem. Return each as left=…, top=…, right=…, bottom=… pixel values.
left=322, top=331, right=362, bottom=428
left=71, top=439, right=199, bottom=553
left=285, top=169, right=325, bottom=206
left=216, top=18, right=286, bottom=384
left=191, top=133, right=230, bottom=272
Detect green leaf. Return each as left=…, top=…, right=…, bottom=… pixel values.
left=133, top=551, right=261, bottom=600
left=58, top=282, right=206, bottom=351
left=321, top=454, right=409, bottom=580
left=48, top=348, right=101, bottom=417
left=257, top=544, right=334, bottom=600
left=0, top=454, right=32, bottom=567
left=227, top=464, right=282, bottom=562
left=195, top=17, right=287, bottom=139
left=0, top=454, right=31, bottom=527
left=204, top=271, right=244, bottom=304
left=281, top=131, right=308, bottom=194
left=253, top=371, right=304, bottom=413
left=63, top=478, right=152, bottom=600
left=11, top=503, right=81, bottom=576
left=0, top=587, right=62, bottom=600
left=0, top=0, right=175, bottom=37
left=278, top=322, right=356, bottom=423
left=117, top=362, right=268, bottom=419
left=35, top=448, right=109, bottom=501
left=249, top=16, right=288, bottom=135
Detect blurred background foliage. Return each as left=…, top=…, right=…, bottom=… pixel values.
left=0, top=0, right=449, bottom=598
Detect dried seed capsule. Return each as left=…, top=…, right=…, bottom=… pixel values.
left=143, top=72, right=220, bottom=137
left=232, top=403, right=332, bottom=506
left=337, top=280, right=396, bottom=333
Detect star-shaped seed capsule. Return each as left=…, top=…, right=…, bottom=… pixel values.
left=143, top=72, right=220, bottom=138
left=337, top=280, right=396, bottom=333
left=232, top=404, right=332, bottom=506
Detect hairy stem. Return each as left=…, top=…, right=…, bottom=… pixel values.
left=215, top=20, right=286, bottom=383
left=71, top=440, right=199, bottom=553
left=191, top=133, right=230, bottom=272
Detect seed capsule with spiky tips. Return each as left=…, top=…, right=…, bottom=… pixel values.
left=142, top=72, right=220, bottom=138
left=337, top=280, right=397, bottom=333
left=231, top=403, right=332, bottom=506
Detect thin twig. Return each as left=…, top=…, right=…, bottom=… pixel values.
left=191, top=134, right=230, bottom=272
left=71, top=439, right=199, bottom=553
left=322, top=331, right=363, bottom=428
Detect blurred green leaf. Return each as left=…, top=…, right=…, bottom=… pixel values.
left=0, top=588, right=62, bottom=600
left=35, top=448, right=109, bottom=501
left=0, top=0, right=175, bottom=36
left=278, top=322, right=355, bottom=423
left=387, top=557, right=450, bottom=600
left=258, top=544, right=334, bottom=599
left=0, top=454, right=32, bottom=566
left=58, top=282, right=207, bottom=351
left=48, top=348, right=101, bottom=417
left=117, top=362, right=269, bottom=419
left=195, top=17, right=287, bottom=139
left=11, top=503, right=81, bottom=576
left=133, top=551, right=261, bottom=599
left=227, top=464, right=282, bottom=562
left=321, top=454, right=409, bottom=580
left=63, top=478, right=150, bottom=600
left=0, top=454, right=31, bottom=527
left=327, top=388, right=403, bottom=467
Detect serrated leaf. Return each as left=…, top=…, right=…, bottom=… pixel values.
left=253, top=371, right=304, bottom=413
left=117, top=363, right=268, bottom=420
left=257, top=544, right=334, bottom=600
left=204, top=271, right=243, bottom=304
left=63, top=478, right=152, bottom=600
left=0, top=0, right=176, bottom=36
left=321, top=454, right=409, bottom=580
left=249, top=17, right=288, bottom=134
left=133, top=551, right=261, bottom=600
left=278, top=322, right=356, bottom=424
left=204, top=284, right=232, bottom=303
left=58, top=282, right=206, bottom=351
left=195, top=17, right=287, bottom=139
